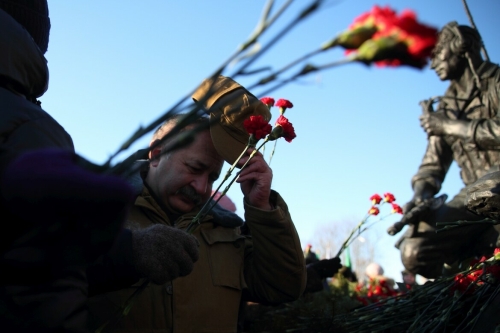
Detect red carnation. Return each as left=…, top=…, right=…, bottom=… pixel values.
left=274, top=115, right=296, bottom=143
left=391, top=203, right=403, bottom=215
left=346, top=6, right=438, bottom=69
left=370, top=194, right=382, bottom=205
left=260, top=97, right=275, bottom=107
left=350, top=5, right=398, bottom=33
left=243, top=115, right=272, bottom=140
left=451, top=270, right=481, bottom=295
left=275, top=99, right=293, bottom=109
left=368, top=206, right=380, bottom=216
left=384, top=192, right=396, bottom=203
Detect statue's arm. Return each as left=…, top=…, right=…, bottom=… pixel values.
left=411, top=135, right=453, bottom=197
left=468, top=118, right=500, bottom=149
left=464, top=72, right=500, bottom=149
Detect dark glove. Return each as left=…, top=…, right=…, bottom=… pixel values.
left=131, top=224, right=199, bottom=284
left=466, top=171, right=500, bottom=220
left=1, top=148, right=135, bottom=266
left=308, top=257, right=342, bottom=279
left=304, top=257, right=342, bottom=294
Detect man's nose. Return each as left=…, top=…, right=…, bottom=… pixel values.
left=430, top=56, right=438, bottom=69
left=191, top=176, right=209, bottom=195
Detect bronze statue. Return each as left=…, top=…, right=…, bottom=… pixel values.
left=395, top=21, right=500, bottom=278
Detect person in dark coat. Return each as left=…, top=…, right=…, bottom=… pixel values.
left=0, top=2, right=199, bottom=332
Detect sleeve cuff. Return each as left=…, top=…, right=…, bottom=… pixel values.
left=243, top=190, right=287, bottom=225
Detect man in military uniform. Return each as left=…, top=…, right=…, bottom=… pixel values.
left=397, top=22, right=500, bottom=278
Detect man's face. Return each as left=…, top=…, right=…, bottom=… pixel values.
left=148, top=130, right=224, bottom=214
left=431, top=33, right=464, bottom=81
left=403, top=273, right=416, bottom=285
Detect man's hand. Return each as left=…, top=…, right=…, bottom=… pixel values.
left=236, top=148, right=273, bottom=210
left=309, top=257, right=342, bottom=279
left=304, top=257, right=342, bottom=293
left=419, top=112, right=469, bottom=139
left=131, top=224, right=199, bottom=285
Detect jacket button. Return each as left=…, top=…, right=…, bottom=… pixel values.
left=166, top=285, right=173, bottom=294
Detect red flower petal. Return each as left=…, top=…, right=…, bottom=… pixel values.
left=260, top=97, right=275, bottom=107
left=370, top=194, right=382, bottom=205
left=368, top=206, right=380, bottom=216
left=391, top=203, right=403, bottom=215
left=243, top=115, right=272, bottom=140
left=384, top=192, right=396, bottom=203
left=275, top=99, right=294, bottom=109
left=347, top=6, right=438, bottom=69
left=275, top=115, right=297, bottom=143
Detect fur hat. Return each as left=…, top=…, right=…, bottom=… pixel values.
left=0, top=0, right=50, bottom=53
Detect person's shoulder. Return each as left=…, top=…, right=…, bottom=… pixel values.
left=0, top=89, right=74, bottom=152
left=0, top=88, right=61, bottom=130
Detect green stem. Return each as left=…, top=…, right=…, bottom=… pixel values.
left=257, top=58, right=353, bottom=97
left=247, top=48, right=323, bottom=90
left=335, top=214, right=369, bottom=258
left=268, top=140, right=278, bottom=165
left=215, top=138, right=269, bottom=198
left=95, top=279, right=150, bottom=333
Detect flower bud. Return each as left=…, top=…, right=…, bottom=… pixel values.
left=268, top=125, right=283, bottom=141
left=322, top=26, right=377, bottom=50
left=350, top=37, right=405, bottom=64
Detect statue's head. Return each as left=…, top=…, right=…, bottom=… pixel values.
left=431, top=22, right=483, bottom=81
left=437, top=22, right=482, bottom=57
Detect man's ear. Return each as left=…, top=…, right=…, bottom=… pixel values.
left=149, top=140, right=162, bottom=166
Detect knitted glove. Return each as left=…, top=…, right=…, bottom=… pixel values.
left=131, top=224, right=199, bottom=284
left=1, top=148, right=135, bottom=266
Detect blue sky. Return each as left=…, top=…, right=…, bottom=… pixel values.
left=42, top=0, right=499, bottom=280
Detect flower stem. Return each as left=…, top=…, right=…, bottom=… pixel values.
left=335, top=214, right=369, bottom=258
left=213, top=139, right=269, bottom=204
left=268, top=140, right=278, bottom=165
